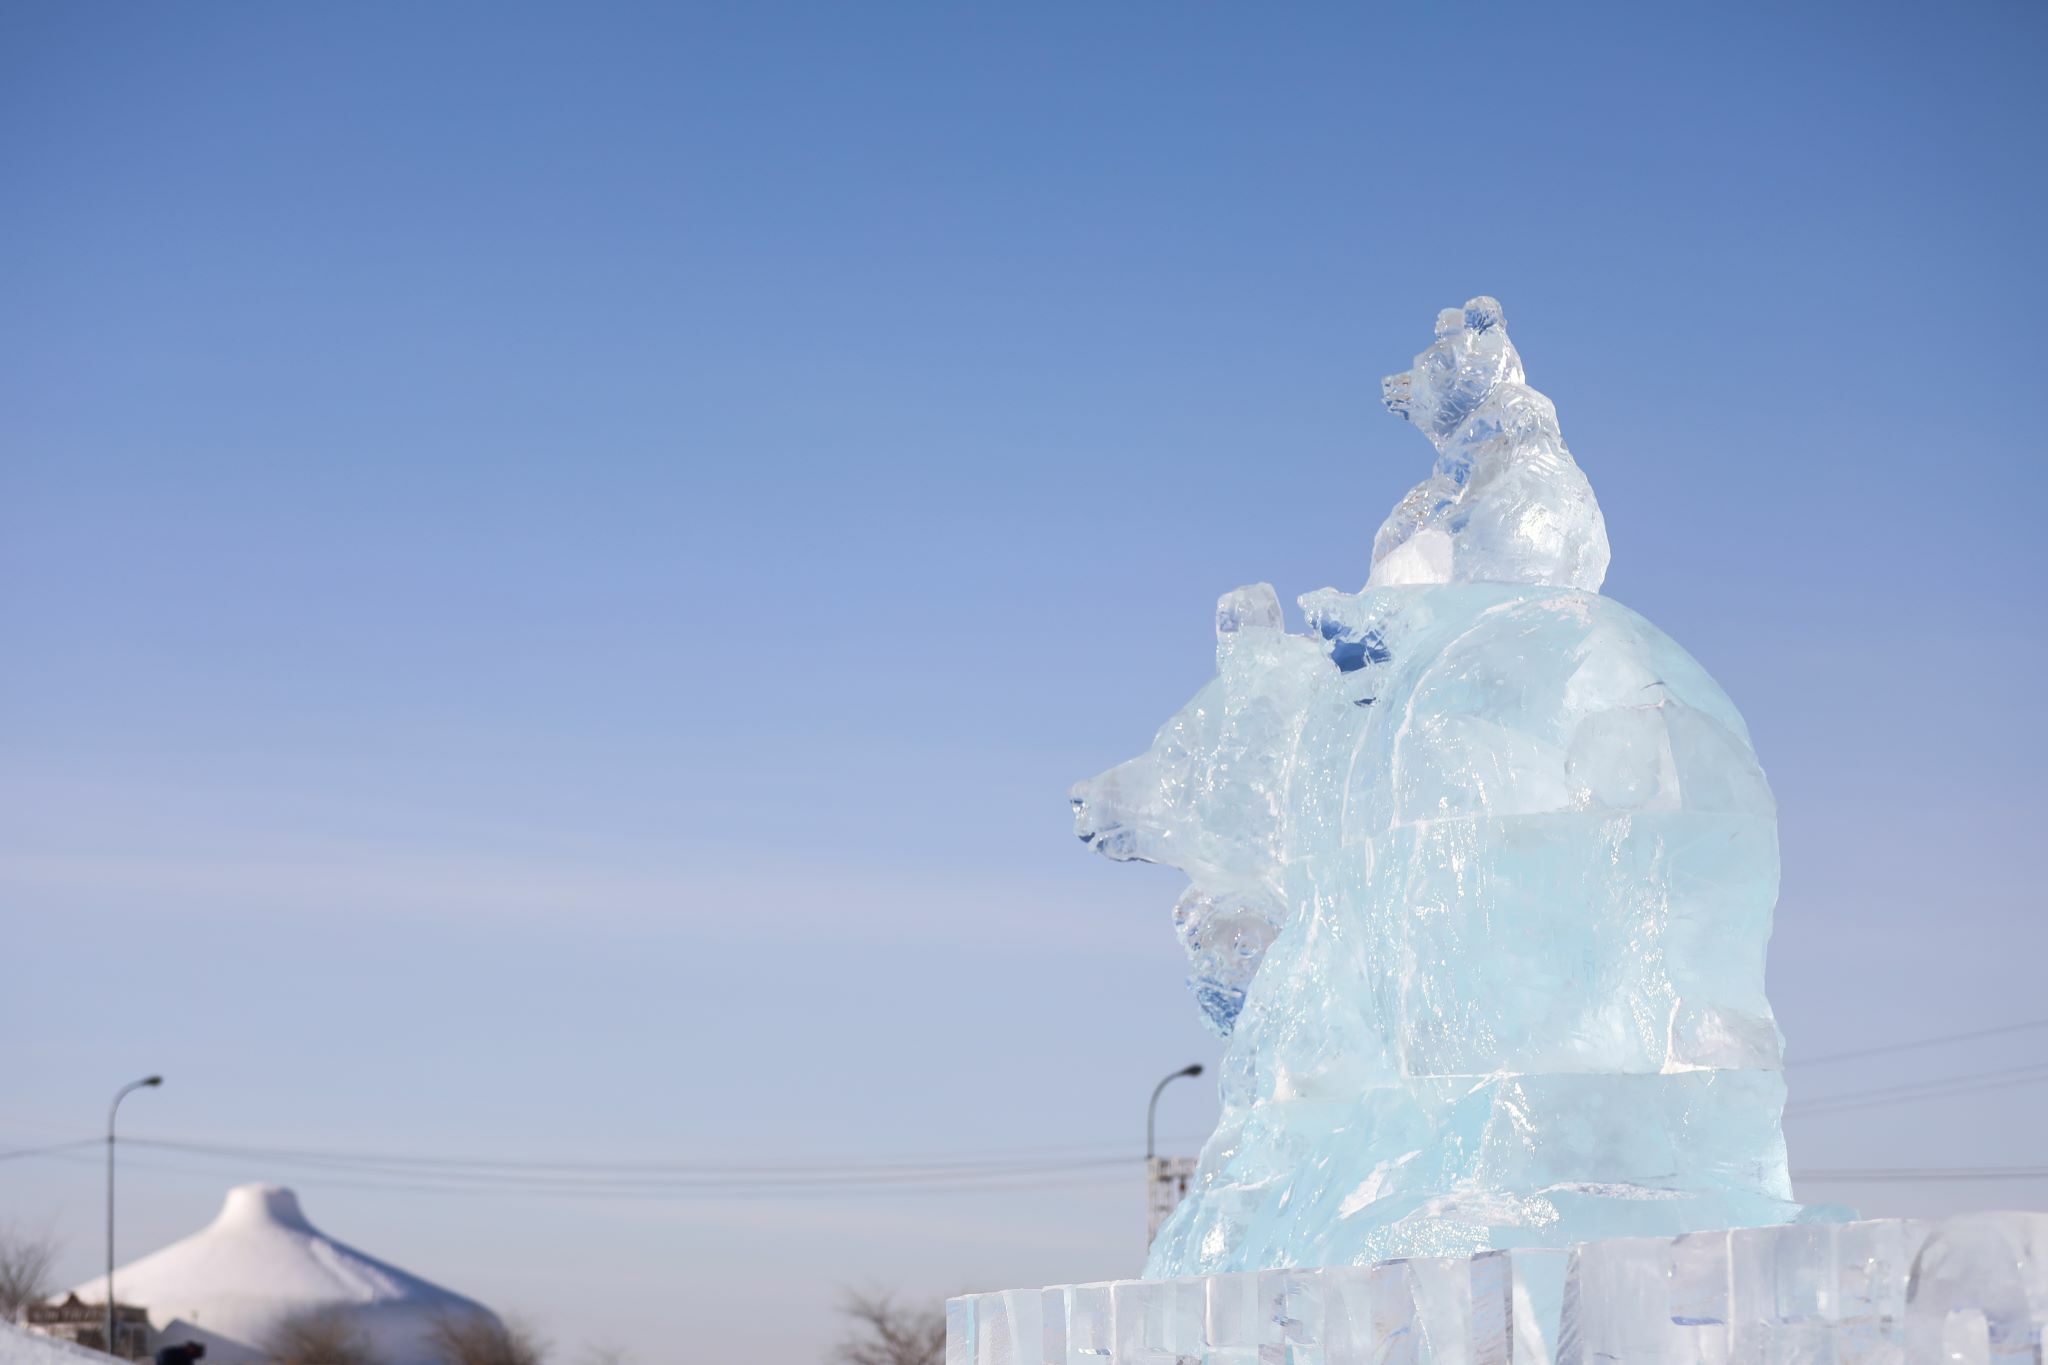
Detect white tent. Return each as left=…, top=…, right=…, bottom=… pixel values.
left=64, top=1184, right=499, bottom=1364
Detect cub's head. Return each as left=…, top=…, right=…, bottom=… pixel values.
left=1381, top=295, right=1523, bottom=447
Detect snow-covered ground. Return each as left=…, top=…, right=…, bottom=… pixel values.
left=0, top=1320, right=111, bottom=1365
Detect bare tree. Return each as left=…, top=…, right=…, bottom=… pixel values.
left=829, top=1291, right=945, bottom=1365
left=267, top=1306, right=387, bottom=1365
left=426, top=1312, right=548, bottom=1365
left=0, top=1224, right=59, bottom=1324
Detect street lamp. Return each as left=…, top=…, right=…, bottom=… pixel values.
left=1145, top=1064, right=1205, bottom=1248
left=107, top=1075, right=161, bottom=1359
left=1146, top=1063, right=1203, bottom=1162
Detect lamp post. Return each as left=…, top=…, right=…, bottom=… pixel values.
left=1146, top=1063, right=1203, bottom=1162
left=1145, top=1063, right=1203, bottom=1248
left=107, top=1075, right=161, bottom=1359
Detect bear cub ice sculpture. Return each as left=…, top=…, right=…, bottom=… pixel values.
left=1371, top=296, right=1608, bottom=592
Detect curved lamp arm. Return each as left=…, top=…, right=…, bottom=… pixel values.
left=1146, top=1064, right=1204, bottom=1162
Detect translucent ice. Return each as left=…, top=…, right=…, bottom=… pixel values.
left=950, top=1215, right=2048, bottom=1364
left=1372, top=297, right=1608, bottom=592
left=1071, top=299, right=1834, bottom=1279
left=1172, top=887, right=1284, bottom=1038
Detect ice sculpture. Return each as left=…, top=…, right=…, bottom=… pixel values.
left=1072, top=298, right=1837, bottom=1279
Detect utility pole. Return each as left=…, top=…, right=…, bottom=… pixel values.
left=107, top=1075, right=162, bottom=1359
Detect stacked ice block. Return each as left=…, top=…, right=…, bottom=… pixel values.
left=948, top=1213, right=2048, bottom=1364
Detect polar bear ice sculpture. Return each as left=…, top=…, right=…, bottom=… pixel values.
left=1072, top=298, right=1833, bottom=1279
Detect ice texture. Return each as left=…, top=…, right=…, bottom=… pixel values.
left=950, top=1213, right=2048, bottom=1365
left=1172, top=886, right=1284, bottom=1038
left=1071, top=299, right=1834, bottom=1279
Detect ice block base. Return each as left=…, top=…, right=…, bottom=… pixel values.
left=948, top=1212, right=2046, bottom=1364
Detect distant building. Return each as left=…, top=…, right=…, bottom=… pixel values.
left=22, top=1293, right=150, bottom=1359
left=1146, top=1154, right=1197, bottom=1246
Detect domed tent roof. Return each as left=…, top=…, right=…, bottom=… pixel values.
left=65, top=1183, right=499, bottom=1365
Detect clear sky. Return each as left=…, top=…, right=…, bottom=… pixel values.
left=3, top=2, right=2045, bottom=1361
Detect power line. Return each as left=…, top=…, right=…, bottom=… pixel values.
left=25, top=1143, right=2048, bottom=1200
left=32, top=1147, right=1135, bottom=1201
left=1795, top=1167, right=2048, bottom=1184
left=10, top=1035, right=2048, bottom=1199
left=1787, top=1061, right=2048, bottom=1120
left=122, top=1139, right=1136, bottom=1191
left=1789, top=1016, right=2048, bottom=1069
left=123, top=1134, right=1147, bottom=1178
left=0, top=1126, right=1208, bottom=1197
left=15, top=1132, right=2048, bottom=1201
left=0, top=1138, right=101, bottom=1162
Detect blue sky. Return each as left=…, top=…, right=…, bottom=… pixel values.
left=3, top=2, right=2045, bottom=1360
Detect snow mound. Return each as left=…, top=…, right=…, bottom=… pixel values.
left=0, top=1320, right=114, bottom=1365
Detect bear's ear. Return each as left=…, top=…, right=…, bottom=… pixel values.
left=1382, top=368, right=1415, bottom=423
left=1462, top=296, right=1505, bottom=334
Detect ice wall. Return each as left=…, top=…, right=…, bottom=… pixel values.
left=949, top=1213, right=2048, bottom=1365
left=1071, top=299, right=1836, bottom=1278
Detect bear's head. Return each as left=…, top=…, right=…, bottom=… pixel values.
left=1070, top=584, right=1315, bottom=1036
